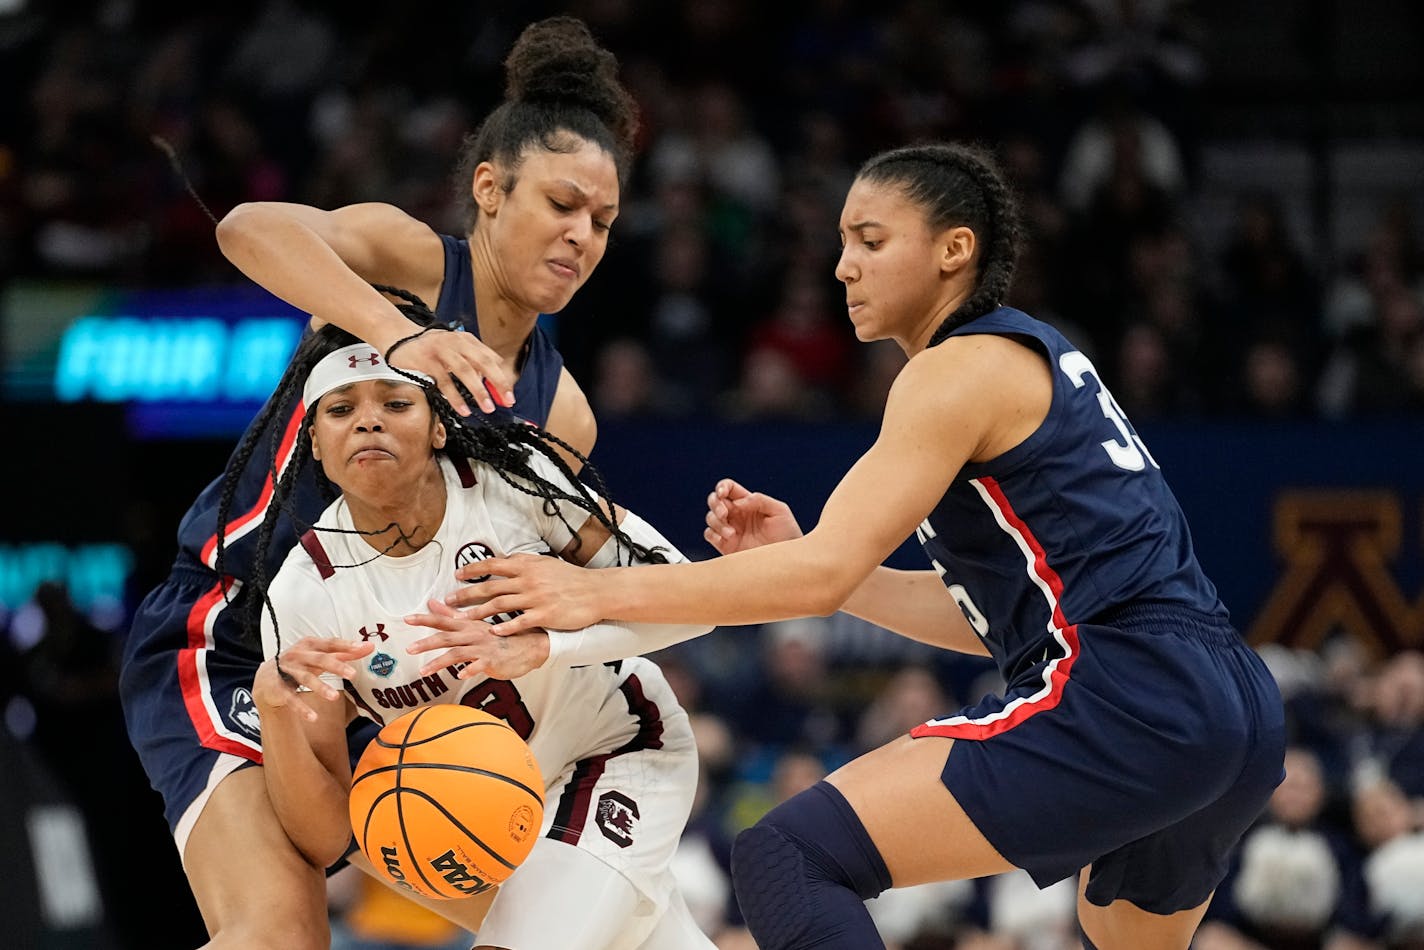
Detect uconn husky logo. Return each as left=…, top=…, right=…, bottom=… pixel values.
left=229, top=687, right=261, bottom=738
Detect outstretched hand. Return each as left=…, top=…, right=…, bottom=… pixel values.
left=387, top=327, right=515, bottom=417
left=447, top=554, right=606, bottom=636
left=405, top=599, right=550, bottom=680
left=252, top=637, right=373, bottom=722
left=704, top=478, right=803, bottom=555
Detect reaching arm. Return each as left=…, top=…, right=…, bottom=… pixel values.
left=840, top=568, right=989, bottom=656
left=407, top=499, right=712, bottom=679
left=216, top=201, right=511, bottom=414
left=542, top=510, right=713, bottom=665
left=705, top=478, right=988, bottom=656
left=461, top=334, right=1048, bottom=634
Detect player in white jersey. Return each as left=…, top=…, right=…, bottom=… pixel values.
left=242, top=332, right=717, bottom=950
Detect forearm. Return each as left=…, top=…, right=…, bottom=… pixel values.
left=840, top=568, right=990, bottom=656
left=599, top=534, right=859, bottom=626
left=544, top=619, right=714, bottom=667
left=215, top=203, right=414, bottom=352
left=258, top=702, right=355, bottom=868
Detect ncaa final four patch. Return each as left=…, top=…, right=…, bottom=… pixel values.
left=369, top=653, right=396, bottom=677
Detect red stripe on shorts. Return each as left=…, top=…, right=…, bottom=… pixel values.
left=547, top=673, right=663, bottom=845
left=911, top=476, right=1081, bottom=741
left=178, top=577, right=262, bottom=761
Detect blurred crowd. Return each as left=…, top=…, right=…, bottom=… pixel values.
left=4, top=0, right=1423, bottom=423
left=4, top=0, right=1424, bottom=948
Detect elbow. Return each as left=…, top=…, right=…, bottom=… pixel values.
left=214, top=202, right=269, bottom=254
left=806, top=573, right=859, bottom=617
left=783, top=545, right=862, bottom=617
left=300, top=829, right=354, bottom=871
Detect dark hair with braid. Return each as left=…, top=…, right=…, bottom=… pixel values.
left=454, top=16, right=639, bottom=230
left=856, top=142, right=1022, bottom=345
left=221, top=288, right=663, bottom=654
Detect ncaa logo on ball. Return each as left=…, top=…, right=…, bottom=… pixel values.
left=455, top=541, right=495, bottom=583
left=509, top=804, right=536, bottom=843
left=369, top=652, right=396, bottom=677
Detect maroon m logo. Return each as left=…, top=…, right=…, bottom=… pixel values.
left=1249, top=491, right=1424, bottom=657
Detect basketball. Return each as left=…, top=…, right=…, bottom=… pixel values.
left=349, top=705, right=545, bottom=900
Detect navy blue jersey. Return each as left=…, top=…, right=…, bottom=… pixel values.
left=917, top=307, right=1225, bottom=680
left=174, top=234, right=566, bottom=582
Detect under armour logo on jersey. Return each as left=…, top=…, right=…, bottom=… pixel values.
left=349, top=352, right=381, bottom=368
left=359, top=623, right=389, bottom=642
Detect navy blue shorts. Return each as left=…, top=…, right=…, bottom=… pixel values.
left=911, top=604, right=1285, bottom=915
left=119, top=556, right=377, bottom=853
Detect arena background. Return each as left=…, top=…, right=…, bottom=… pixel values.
left=1, top=1, right=1422, bottom=947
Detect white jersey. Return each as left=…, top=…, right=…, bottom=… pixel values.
left=260, top=452, right=710, bottom=922
left=264, top=452, right=683, bottom=776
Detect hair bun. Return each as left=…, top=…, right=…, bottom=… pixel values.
left=505, top=16, right=617, bottom=108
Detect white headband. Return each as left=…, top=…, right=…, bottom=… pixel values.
left=302, top=344, right=433, bottom=410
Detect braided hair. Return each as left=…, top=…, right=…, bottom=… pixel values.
left=855, top=142, right=1022, bottom=346
left=219, top=289, right=664, bottom=654
left=454, top=16, right=639, bottom=229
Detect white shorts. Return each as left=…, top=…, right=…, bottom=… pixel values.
left=476, top=681, right=713, bottom=950
left=476, top=842, right=712, bottom=949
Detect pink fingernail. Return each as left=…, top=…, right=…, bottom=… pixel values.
left=483, top=378, right=509, bottom=408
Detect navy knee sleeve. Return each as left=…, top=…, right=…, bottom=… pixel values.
left=731, top=781, right=891, bottom=949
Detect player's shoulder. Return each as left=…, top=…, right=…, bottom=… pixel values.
left=890, top=330, right=1051, bottom=445
left=459, top=450, right=573, bottom=509
left=545, top=366, right=596, bottom=460
left=897, top=332, right=1024, bottom=402
left=267, top=531, right=340, bottom=607
left=328, top=201, right=432, bottom=233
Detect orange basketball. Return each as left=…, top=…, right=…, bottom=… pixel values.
left=349, top=705, right=544, bottom=900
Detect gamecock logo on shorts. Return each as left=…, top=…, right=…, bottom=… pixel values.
left=595, top=790, right=639, bottom=849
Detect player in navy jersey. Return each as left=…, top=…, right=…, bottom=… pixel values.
left=117, top=17, right=638, bottom=947
left=449, top=142, right=1287, bottom=949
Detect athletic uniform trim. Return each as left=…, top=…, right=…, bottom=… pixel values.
left=450, top=454, right=477, bottom=488
left=179, top=577, right=262, bottom=759
left=299, top=530, right=336, bottom=580
left=911, top=475, right=1081, bottom=740
left=547, top=673, right=664, bottom=846
left=198, top=404, right=306, bottom=569
left=344, top=681, right=384, bottom=722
